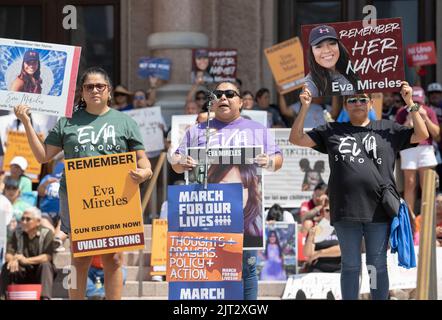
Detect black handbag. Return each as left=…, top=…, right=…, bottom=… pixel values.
left=379, top=183, right=401, bottom=218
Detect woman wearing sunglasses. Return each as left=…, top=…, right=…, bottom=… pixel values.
left=172, top=81, right=283, bottom=300
left=290, top=82, right=428, bottom=300
left=13, top=67, right=153, bottom=300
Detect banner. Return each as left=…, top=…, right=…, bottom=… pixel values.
left=125, top=106, right=165, bottom=153
left=170, top=114, right=197, bottom=154
left=0, top=37, right=81, bottom=117
left=301, top=18, right=404, bottom=97
left=406, top=41, right=437, bottom=67
left=2, top=131, right=43, bottom=181
left=264, top=37, right=305, bottom=94
left=257, top=222, right=297, bottom=281
left=263, top=129, right=330, bottom=208
left=138, top=57, right=171, bottom=80
left=64, top=152, right=145, bottom=257
left=191, top=48, right=237, bottom=84
left=150, top=219, right=168, bottom=276
left=240, top=110, right=268, bottom=127
left=167, top=183, right=244, bottom=300
left=185, top=146, right=265, bottom=250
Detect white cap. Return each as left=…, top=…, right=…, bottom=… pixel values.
left=427, top=82, right=442, bottom=93
left=10, top=156, right=28, bottom=171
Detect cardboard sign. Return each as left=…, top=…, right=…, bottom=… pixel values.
left=65, top=152, right=144, bottom=257
left=138, top=57, right=171, bottom=80
left=191, top=48, right=237, bottom=84
left=240, top=110, right=268, bottom=127
left=2, top=131, right=43, bottom=181
left=0, top=37, right=81, bottom=117
left=283, top=273, right=342, bottom=300
left=301, top=18, right=405, bottom=97
left=170, top=114, right=197, bottom=154
left=264, top=37, right=305, bottom=94
left=406, top=41, right=437, bottom=67
left=125, top=107, right=165, bottom=153
left=167, top=183, right=244, bottom=300
left=150, top=219, right=168, bottom=276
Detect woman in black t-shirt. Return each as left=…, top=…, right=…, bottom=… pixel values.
left=289, top=82, right=428, bottom=300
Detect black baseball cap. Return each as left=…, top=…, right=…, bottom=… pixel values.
left=309, top=25, right=338, bottom=46
left=23, top=50, right=39, bottom=62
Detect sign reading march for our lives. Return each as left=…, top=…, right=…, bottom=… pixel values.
left=0, top=37, right=81, bottom=117
left=64, top=152, right=145, bottom=257
left=301, top=18, right=404, bottom=97
left=167, top=183, right=244, bottom=300
left=138, top=57, right=171, bottom=81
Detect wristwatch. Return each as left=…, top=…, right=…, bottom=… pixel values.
left=407, top=103, right=420, bottom=112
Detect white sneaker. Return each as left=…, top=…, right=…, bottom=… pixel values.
left=151, top=275, right=163, bottom=282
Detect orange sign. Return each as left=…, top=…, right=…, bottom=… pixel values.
left=2, top=131, right=42, bottom=182
left=167, top=232, right=243, bottom=282
left=65, top=152, right=145, bottom=257
left=265, top=37, right=305, bottom=94
left=150, top=219, right=168, bottom=276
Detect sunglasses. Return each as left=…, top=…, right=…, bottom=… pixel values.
left=213, top=90, right=240, bottom=99
left=346, top=97, right=370, bottom=104
left=83, top=83, right=108, bottom=93
left=133, top=96, right=145, bottom=101
left=21, top=217, right=33, bottom=222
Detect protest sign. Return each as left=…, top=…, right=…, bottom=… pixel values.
left=240, top=110, right=268, bottom=127
left=2, top=131, right=43, bottom=181
left=0, top=37, right=81, bottom=117
left=406, top=41, right=437, bottom=67
left=64, top=152, right=144, bottom=257
left=138, top=57, right=171, bottom=80
left=257, top=222, right=297, bottom=281
left=263, top=129, right=330, bottom=208
left=264, top=37, right=305, bottom=94
left=170, top=114, right=197, bottom=154
left=125, top=107, right=165, bottom=153
left=167, top=183, right=244, bottom=300
left=301, top=18, right=404, bottom=97
left=185, top=146, right=264, bottom=250
left=191, top=48, right=237, bottom=84
left=282, top=273, right=342, bottom=300
left=150, top=219, right=168, bottom=276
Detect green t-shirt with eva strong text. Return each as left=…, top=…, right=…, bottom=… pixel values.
left=44, top=108, right=145, bottom=191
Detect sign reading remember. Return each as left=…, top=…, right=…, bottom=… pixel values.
left=65, top=152, right=144, bottom=257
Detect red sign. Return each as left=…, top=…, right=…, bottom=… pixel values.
left=301, top=18, right=405, bottom=97
left=406, top=41, right=437, bottom=67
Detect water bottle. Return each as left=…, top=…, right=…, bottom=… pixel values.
left=323, top=109, right=334, bottom=122
left=95, top=276, right=102, bottom=290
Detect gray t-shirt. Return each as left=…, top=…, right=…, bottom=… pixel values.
left=304, top=72, right=356, bottom=97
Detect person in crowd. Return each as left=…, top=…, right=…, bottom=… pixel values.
left=171, top=81, right=283, bottom=300
left=259, top=230, right=286, bottom=280
left=186, top=78, right=207, bottom=112
left=265, top=203, right=295, bottom=223
left=3, top=176, right=32, bottom=223
left=414, top=192, right=442, bottom=247
left=133, top=76, right=159, bottom=109
left=10, top=50, right=42, bottom=94
left=253, top=88, right=286, bottom=128
left=14, top=66, right=153, bottom=300
left=111, top=85, right=133, bottom=111
left=184, top=101, right=200, bottom=115
left=382, top=92, right=400, bottom=121
left=280, top=94, right=332, bottom=128
left=0, top=207, right=55, bottom=300
left=396, top=87, right=440, bottom=213
left=7, top=156, right=32, bottom=194
left=304, top=25, right=361, bottom=97
left=241, top=91, right=254, bottom=110
left=427, top=82, right=442, bottom=109
left=290, top=82, right=428, bottom=300
left=299, top=182, right=328, bottom=226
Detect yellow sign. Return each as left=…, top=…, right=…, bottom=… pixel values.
left=150, top=219, right=168, bottom=276
left=2, top=131, right=42, bottom=182
left=65, top=152, right=145, bottom=257
left=264, top=37, right=305, bottom=94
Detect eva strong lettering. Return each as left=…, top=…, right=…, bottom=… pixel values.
left=67, top=153, right=134, bottom=171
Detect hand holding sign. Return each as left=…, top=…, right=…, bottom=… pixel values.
left=300, top=85, right=312, bottom=108
left=129, top=167, right=153, bottom=184
left=400, top=81, right=413, bottom=106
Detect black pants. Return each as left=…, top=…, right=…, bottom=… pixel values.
left=0, top=262, right=56, bottom=299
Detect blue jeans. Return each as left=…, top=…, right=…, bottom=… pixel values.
left=333, top=221, right=390, bottom=300
left=242, top=250, right=258, bottom=300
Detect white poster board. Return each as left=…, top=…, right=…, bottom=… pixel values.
left=170, top=114, right=197, bottom=154
left=125, top=106, right=165, bottom=153
left=263, top=129, right=330, bottom=208
left=241, top=110, right=268, bottom=127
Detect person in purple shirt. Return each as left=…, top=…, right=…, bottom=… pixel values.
left=171, top=81, right=283, bottom=300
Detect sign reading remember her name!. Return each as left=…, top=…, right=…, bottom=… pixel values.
left=264, top=129, right=330, bottom=208
left=301, top=18, right=404, bottom=97
left=0, top=37, right=81, bottom=117
left=65, top=152, right=145, bottom=257
left=125, top=107, right=165, bottom=153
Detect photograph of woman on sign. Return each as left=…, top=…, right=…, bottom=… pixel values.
left=304, top=25, right=361, bottom=97
left=10, top=50, right=43, bottom=94
left=259, top=230, right=286, bottom=280
left=191, top=49, right=214, bottom=84
left=208, top=163, right=263, bottom=248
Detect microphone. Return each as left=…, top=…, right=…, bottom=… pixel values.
left=206, top=91, right=218, bottom=102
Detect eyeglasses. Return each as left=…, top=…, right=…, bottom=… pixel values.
left=213, top=90, right=241, bottom=99
left=133, top=96, right=145, bottom=101
left=83, top=83, right=108, bottom=93
left=21, top=217, right=33, bottom=222
left=346, top=97, right=370, bottom=104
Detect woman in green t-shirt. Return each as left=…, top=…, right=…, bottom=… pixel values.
left=14, top=67, right=153, bottom=300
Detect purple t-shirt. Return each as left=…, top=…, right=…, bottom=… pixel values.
left=176, top=117, right=281, bottom=156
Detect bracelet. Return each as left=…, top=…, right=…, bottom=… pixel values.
left=407, top=103, right=420, bottom=112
